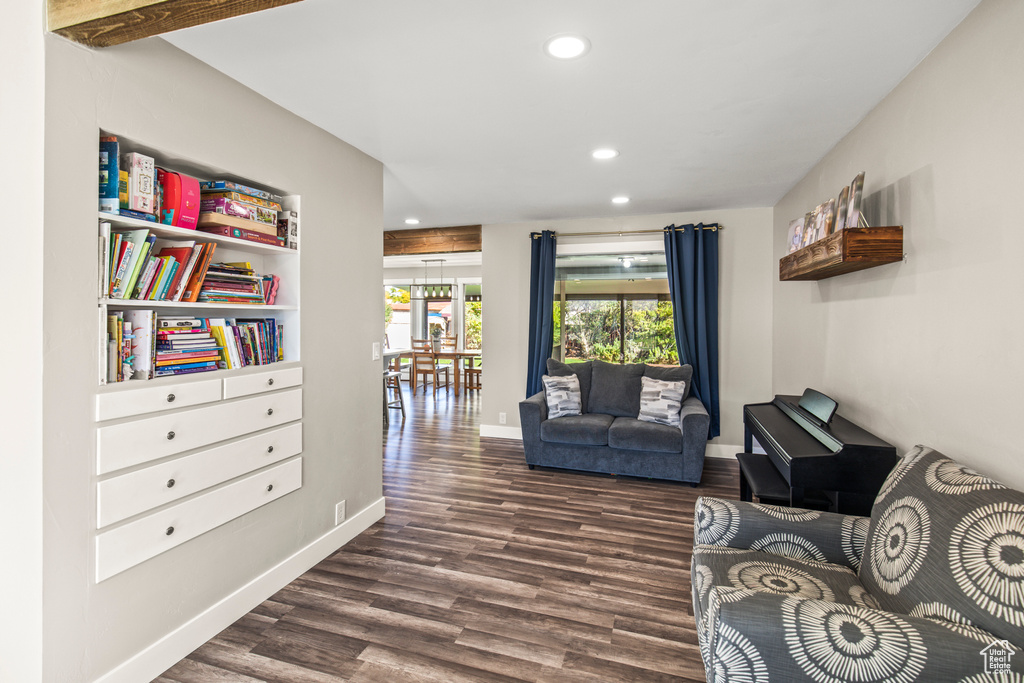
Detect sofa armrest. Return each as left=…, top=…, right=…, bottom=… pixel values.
left=703, top=589, right=1010, bottom=682
left=694, top=496, right=870, bottom=571
left=679, top=396, right=710, bottom=482
left=518, top=391, right=548, bottom=449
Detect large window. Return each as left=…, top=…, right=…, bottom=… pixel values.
left=553, top=252, right=677, bottom=365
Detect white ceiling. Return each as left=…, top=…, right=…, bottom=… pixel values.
left=165, top=0, right=980, bottom=230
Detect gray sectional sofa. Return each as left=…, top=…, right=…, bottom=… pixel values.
left=519, top=359, right=710, bottom=485
left=692, top=445, right=1024, bottom=681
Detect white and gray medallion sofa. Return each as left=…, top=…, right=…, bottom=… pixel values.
left=692, top=445, right=1024, bottom=681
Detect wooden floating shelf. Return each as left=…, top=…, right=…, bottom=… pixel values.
left=780, top=226, right=903, bottom=281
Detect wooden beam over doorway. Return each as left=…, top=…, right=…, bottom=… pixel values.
left=383, top=225, right=482, bottom=257
left=48, top=0, right=304, bottom=48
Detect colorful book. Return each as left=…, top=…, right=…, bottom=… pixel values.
left=122, top=152, right=155, bottom=214
left=170, top=244, right=204, bottom=302
left=182, top=242, right=217, bottom=303
left=131, top=256, right=159, bottom=300
left=125, top=309, right=157, bottom=379
left=199, top=180, right=272, bottom=200
left=111, top=230, right=150, bottom=299
left=99, top=136, right=119, bottom=214
left=109, top=240, right=135, bottom=299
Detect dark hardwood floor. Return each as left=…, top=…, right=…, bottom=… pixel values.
left=158, top=385, right=739, bottom=682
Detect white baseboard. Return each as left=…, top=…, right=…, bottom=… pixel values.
left=705, top=443, right=742, bottom=459
left=479, top=424, right=523, bottom=440
left=94, top=496, right=386, bottom=683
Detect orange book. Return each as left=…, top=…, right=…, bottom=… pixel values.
left=182, top=242, right=217, bottom=303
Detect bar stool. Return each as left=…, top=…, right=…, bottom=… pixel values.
left=383, top=368, right=405, bottom=425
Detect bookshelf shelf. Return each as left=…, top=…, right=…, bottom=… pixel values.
left=99, top=212, right=295, bottom=256
left=100, top=299, right=298, bottom=311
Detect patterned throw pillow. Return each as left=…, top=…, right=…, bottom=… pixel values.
left=542, top=374, right=582, bottom=418
left=637, top=376, right=686, bottom=427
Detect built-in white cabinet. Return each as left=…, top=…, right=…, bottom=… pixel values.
left=94, top=370, right=304, bottom=582
left=93, top=134, right=305, bottom=582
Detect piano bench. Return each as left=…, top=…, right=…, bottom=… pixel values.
left=736, top=452, right=830, bottom=510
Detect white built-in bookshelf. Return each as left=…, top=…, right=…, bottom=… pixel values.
left=93, top=132, right=305, bottom=582
left=97, top=132, right=301, bottom=387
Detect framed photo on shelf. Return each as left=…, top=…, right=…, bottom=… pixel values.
left=803, top=207, right=820, bottom=247
left=846, top=172, right=865, bottom=229
left=835, top=186, right=850, bottom=233
left=787, top=217, right=805, bottom=253
left=823, top=198, right=836, bottom=236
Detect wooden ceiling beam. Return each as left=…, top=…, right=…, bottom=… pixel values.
left=384, top=225, right=482, bottom=256
left=48, top=0, right=304, bottom=48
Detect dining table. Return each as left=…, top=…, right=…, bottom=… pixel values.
left=390, top=347, right=480, bottom=396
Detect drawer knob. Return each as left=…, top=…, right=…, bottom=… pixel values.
left=267, top=484, right=274, bottom=492
left=267, top=408, right=274, bottom=416
left=166, top=393, right=176, bottom=403
left=267, top=445, right=274, bottom=454
left=167, top=431, right=175, bottom=440
left=166, top=478, right=175, bottom=488
left=166, top=526, right=174, bottom=536
left=268, top=378, right=275, bottom=386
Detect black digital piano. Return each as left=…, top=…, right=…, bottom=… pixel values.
left=740, top=389, right=898, bottom=516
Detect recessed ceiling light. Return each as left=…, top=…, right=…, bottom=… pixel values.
left=612, top=196, right=630, bottom=204
left=544, top=34, right=590, bottom=60
left=592, top=148, right=618, bottom=160
left=405, top=218, right=420, bottom=225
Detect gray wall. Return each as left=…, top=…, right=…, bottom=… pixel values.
left=481, top=208, right=774, bottom=456
left=42, top=37, right=383, bottom=681
left=0, top=0, right=45, bottom=680
left=772, top=0, right=1024, bottom=488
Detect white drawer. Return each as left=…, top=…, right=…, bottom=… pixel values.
left=97, top=422, right=303, bottom=528
left=96, top=457, right=302, bottom=582
left=96, top=388, right=302, bottom=475
left=223, top=366, right=303, bottom=399
left=96, top=378, right=222, bottom=422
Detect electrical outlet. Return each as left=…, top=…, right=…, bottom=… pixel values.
left=499, top=412, right=507, bottom=425
left=335, top=500, right=346, bottom=525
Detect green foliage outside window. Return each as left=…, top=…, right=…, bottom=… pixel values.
left=465, top=301, right=482, bottom=349
left=555, top=298, right=678, bottom=365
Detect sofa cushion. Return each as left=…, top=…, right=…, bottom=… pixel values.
left=860, top=445, right=1024, bottom=647
left=541, top=374, right=582, bottom=418
left=607, top=416, right=682, bottom=453
left=588, top=360, right=645, bottom=417
left=539, top=413, right=614, bottom=446
left=644, top=363, right=693, bottom=401
left=546, top=359, right=593, bottom=413
left=638, top=376, right=686, bottom=427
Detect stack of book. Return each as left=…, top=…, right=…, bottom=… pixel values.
left=103, top=225, right=217, bottom=302
left=199, top=262, right=271, bottom=305
left=197, top=180, right=286, bottom=248
left=155, top=318, right=222, bottom=377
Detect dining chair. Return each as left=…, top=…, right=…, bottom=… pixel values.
left=464, top=355, right=482, bottom=391
left=411, top=346, right=450, bottom=396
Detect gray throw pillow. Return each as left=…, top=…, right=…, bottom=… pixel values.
left=637, top=376, right=686, bottom=427
left=589, top=360, right=645, bottom=417
left=542, top=374, right=582, bottom=418
left=546, top=358, right=593, bottom=413
left=645, top=363, right=693, bottom=401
